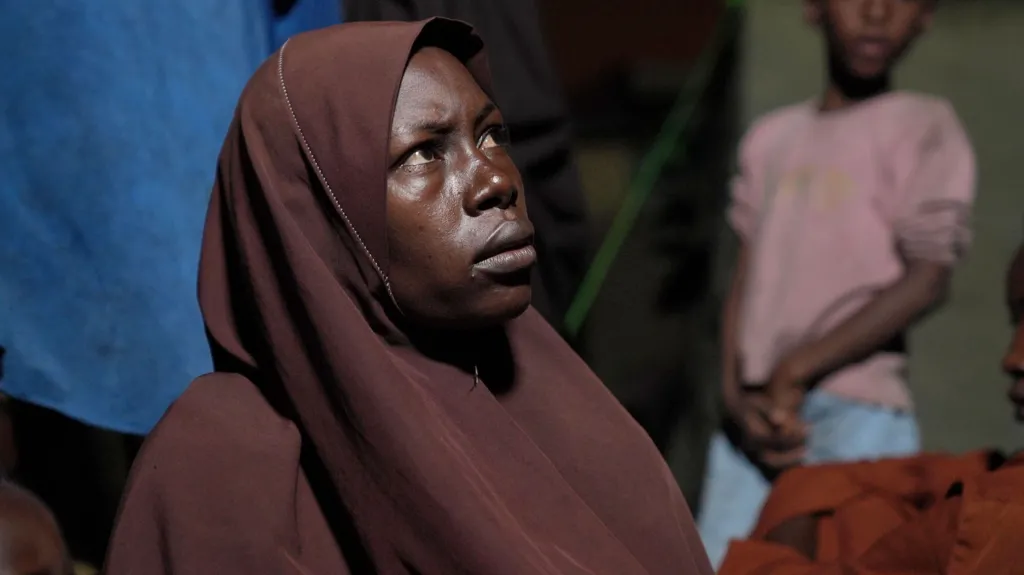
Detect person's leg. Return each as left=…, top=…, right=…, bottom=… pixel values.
left=802, top=391, right=921, bottom=464
left=696, top=431, right=772, bottom=569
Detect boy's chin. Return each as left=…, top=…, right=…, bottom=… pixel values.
left=845, top=59, right=890, bottom=82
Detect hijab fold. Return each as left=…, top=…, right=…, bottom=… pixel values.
left=107, top=18, right=711, bottom=575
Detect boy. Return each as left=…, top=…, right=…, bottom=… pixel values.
left=716, top=239, right=1024, bottom=573
left=698, top=0, right=976, bottom=567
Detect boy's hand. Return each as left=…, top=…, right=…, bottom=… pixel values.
left=727, top=391, right=807, bottom=470
left=765, top=350, right=815, bottom=429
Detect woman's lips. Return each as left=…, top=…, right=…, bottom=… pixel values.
left=474, top=220, right=536, bottom=275
left=473, top=244, right=537, bottom=275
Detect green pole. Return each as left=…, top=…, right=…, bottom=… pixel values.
left=563, top=5, right=736, bottom=337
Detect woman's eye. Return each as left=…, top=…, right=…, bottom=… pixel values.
left=480, top=126, right=510, bottom=150
left=405, top=148, right=438, bottom=166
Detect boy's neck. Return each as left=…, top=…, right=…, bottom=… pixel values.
left=820, top=81, right=890, bottom=112
left=821, top=51, right=892, bottom=112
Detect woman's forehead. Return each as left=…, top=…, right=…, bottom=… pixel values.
left=392, top=48, right=489, bottom=127
left=402, top=48, right=484, bottom=100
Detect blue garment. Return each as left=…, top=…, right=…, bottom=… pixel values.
left=0, top=1, right=341, bottom=435
left=696, top=391, right=921, bottom=569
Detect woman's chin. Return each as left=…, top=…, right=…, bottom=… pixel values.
left=470, top=287, right=533, bottom=327
left=401, top=286, right=533, bottom=331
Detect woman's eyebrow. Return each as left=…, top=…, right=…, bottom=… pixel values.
left=474, top=102, right=497, bottom=129
left=397, top=117, right=455, bottom=137
left=395, top=100, right=497, bottom=138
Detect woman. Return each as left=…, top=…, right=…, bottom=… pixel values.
left=105, top=19, right=711, bottom=575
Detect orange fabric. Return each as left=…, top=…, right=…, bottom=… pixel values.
left=720, top=451, right=1024, bottom=574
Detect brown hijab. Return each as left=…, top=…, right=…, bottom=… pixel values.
left=105, top=18, right=710, bottom=575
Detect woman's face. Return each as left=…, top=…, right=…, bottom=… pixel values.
left=386, top=47, right=534, bottom=329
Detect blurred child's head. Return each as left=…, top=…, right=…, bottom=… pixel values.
left=0, top=347, right=14, bottom=475
left=1003, top=243, right=1024, bottom=421
left=0, top=481, right=72, bottom=575
left=805, top=0, right=935, bottom=81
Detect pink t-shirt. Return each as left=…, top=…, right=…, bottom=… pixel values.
left=730, top=92, right=976, bottom=410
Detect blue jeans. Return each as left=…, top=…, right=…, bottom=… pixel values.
left=696, top=390, right=921, bottom=570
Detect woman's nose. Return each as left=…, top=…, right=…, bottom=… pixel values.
left=467, top=168, right=518, bottom=215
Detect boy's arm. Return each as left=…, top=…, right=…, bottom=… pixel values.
left=722, top=117, right=770, bottom=403
left=721, top=119, right=807, bottom=466
left=721, top=243, right=749, bottom=412
left=770, top=260, right=950, bottom=395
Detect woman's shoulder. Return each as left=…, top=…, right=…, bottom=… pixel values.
left=107, top=376, right=314, bottom=573
left=128, top=373, right=303, bottom=498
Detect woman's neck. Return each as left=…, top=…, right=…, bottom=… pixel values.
left=402, top=322, right=516, bottom=392
left=403, top=323, right=498, bottom=366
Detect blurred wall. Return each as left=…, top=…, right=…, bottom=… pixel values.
left=541, top=0, right=722, bottom=96
left=742, top=0, right=1024, bottom=452
left=554, top=7, right=743, bottom=505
